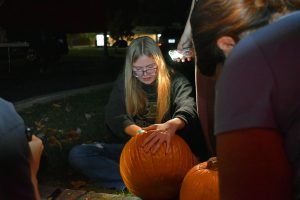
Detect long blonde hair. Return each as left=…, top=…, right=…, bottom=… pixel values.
left=124, top=36, right=171, bottom=123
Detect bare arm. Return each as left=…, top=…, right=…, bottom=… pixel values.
left=125, top=124, right=144, bottom=137
left=177, top=0, right=195, bottom=50
left=29, top=135, right=44, bottom=200
left=217, top=128, right=293, bottom=200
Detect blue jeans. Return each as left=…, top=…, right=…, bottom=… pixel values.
left=69, top=143, right=125, bottom=191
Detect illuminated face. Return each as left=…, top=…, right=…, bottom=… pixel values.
left=132, top=55, right=158, bottom=85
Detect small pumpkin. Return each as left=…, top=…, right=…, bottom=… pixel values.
left=180, top=157, right=219, bottom=200
left=120, top=131, right=196, bottom=200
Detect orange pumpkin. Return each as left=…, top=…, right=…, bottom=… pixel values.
left=120, top=131, right=196, bottom=200
left=180, top=157, right=219, bottom=200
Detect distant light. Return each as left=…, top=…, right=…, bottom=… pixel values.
left=168, top=39, right=176, bottom=44
left=157, top=34, right=161, bottom=38
left=96, top=34, right=104, bottom=46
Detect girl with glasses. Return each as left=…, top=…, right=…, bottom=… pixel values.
left=68, top=36, right=207, bottom=191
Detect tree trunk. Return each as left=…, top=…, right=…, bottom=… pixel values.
left=103, top=29, right=109, bottom=57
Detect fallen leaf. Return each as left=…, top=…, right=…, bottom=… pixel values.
left=43, top=117, right=49, bottom=122
left=65, top=105, right=72, bottom=112
left=52, top=103, right=61, bottom=108
left=34, top=120, right=45, bottom=131
left=48, top=136, right=62, bottom=149
left=66, top=129, right=80, bottom=140
left=70, top=180, right=87, bottom=189
left=85, top=113, right=92, bottom=120
left=46, top=128, right=58, bottom=136
left=76, top=128, right=82, bottom=134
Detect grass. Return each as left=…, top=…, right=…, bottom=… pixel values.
left=18, top=85, right=127, bottom=193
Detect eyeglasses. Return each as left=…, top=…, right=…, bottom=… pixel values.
left=132, top=63, right=157, bottom=77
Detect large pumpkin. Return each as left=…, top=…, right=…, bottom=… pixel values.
left=120, top=131, right=196, bottom=200
left=180, top=157, right=219, bottom=200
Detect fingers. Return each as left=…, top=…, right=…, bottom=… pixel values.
left=175, top=57, right=193, bottom=63
left=151, top=139, right=165, bottom=154
left=144, top=124, right=157, bottom=131
left=142, top=131, right=157, bottom=147
left=143, top=135, right=161, bottom=153
left=142, top=132, right=172, bottom=154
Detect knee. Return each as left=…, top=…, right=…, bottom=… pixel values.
left=69, top=145, right=87, bottom=168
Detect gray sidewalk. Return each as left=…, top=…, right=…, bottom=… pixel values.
left=14, top=82, right=113, bottom=112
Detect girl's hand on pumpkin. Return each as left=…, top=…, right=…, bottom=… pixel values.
left=142, top=123, right=177, bottom=154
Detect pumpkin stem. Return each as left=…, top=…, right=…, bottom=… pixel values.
left=207, top=157, right=218, bottom=171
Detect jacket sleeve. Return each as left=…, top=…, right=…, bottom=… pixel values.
left=105, top=73, right=135, bottom=138
left=171, top=73, right=198, bottom=128
left=170, top=73, right=209, bottom=160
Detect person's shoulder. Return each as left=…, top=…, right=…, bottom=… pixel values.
left=0, top=98, right=18, bottom=119
left=250, top=11, right=300, bottom=44
left=0, top=98, right=23, bottom=134
left=276, top=11, right=300, bottom=27
left=0, top=98, right=13, bottom=109
left=170, top=69, right=190, bottom=82
left=226, top=11, right=300, bottom=65
left=228, top=11, right=300, bottom=66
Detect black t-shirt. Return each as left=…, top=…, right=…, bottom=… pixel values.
left=134, top=82, right=157, bottom=127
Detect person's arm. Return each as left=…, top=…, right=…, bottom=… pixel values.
left=28, top=135, right=44, bottom=200
left=142, top=73, right=197, bottom=153
left=105, top=73, right=136, bottom=138
left=124, top=124, right=144, bottom=137
left=177, top=0, right=195, bottom=51
left=217, top=128, right=293, bottom=200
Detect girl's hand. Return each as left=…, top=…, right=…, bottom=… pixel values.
left=142, top=122, right=177, bottom=154
left=176, top=23, right=193, bottom=62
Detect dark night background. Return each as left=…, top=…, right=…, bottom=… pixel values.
left=0, top=0, right=194, bottom=102
left=0, top=0, right=191, bottom=34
